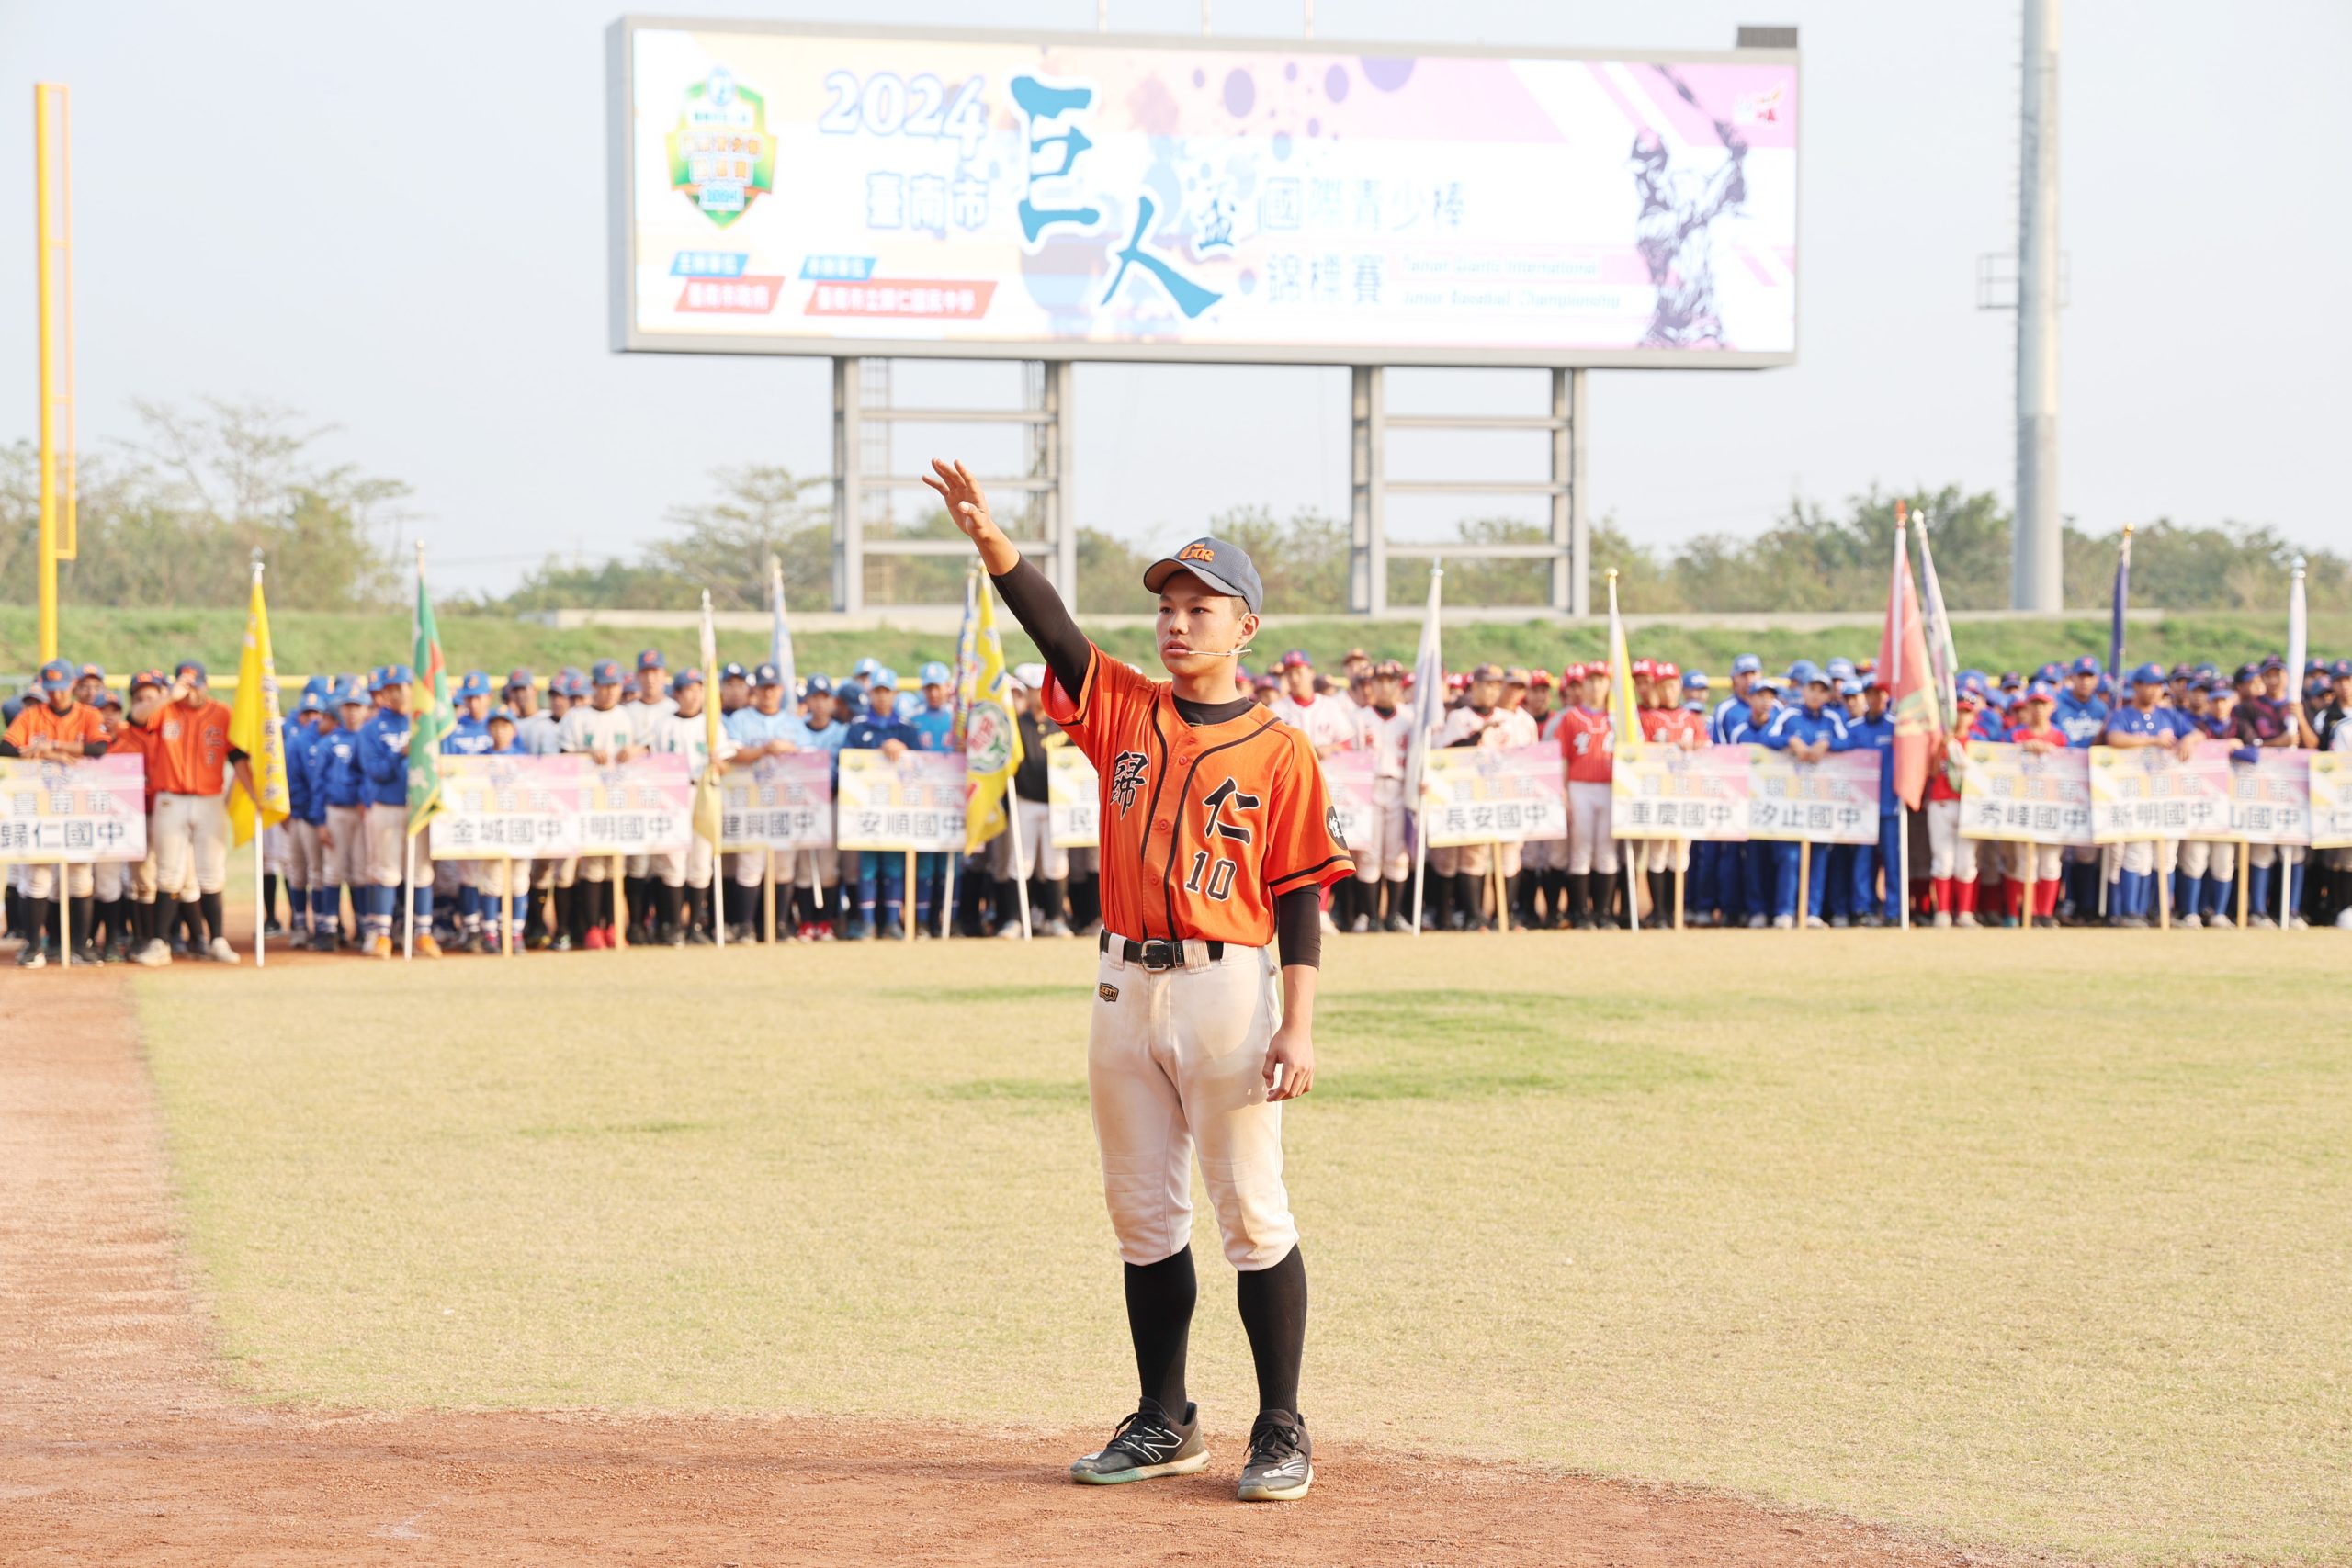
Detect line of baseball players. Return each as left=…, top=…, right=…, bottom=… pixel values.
left=10, top=648, right=2351, bottom=964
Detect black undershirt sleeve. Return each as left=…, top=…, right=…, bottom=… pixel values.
left=989, top=556, right=1090, bottom=701
left=1274, top=886, right=1320, bottom=969
left=0, top=741, right=18, bottom=759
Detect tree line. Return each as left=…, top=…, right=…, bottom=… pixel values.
left=6, top=400, right=2344, bottom=616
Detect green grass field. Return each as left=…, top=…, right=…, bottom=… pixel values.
left=134, top=932, right=2349, bottom=1565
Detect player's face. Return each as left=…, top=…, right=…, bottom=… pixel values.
left=1155, top=575, right=1254, bottom=677
left=674, top=684, right=705, bottom=717
left=753, top=683, right=784, bottom=714
left=721, top=676, right=748, bottom=710
left=593, top=683, right=621, bottom=710
left=1867, top=689, right=1888, bottom=719
left=923, top=682, right=948, bottom=710
left=2071, top=672, right=2098, bottom=699
left=489, top=719, right=515, bottom=749
left=338, top=702, right=366, bottom=729
left=1371, top=674, right=1401, bottom=708
left=638, top=671, right=664, bottom=702
left=1470, top=677, right=1501, bottom=709
left=382, top=683, right=412, bottom=716
left=1282, top=663, right=1314, bottom=700
left=464, top=694, right=490, bottom=722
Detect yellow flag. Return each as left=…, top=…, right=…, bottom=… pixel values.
left=1605, top=570, right=1640, bottom=745
left=962, top=570, right=1024, bottom=853
left=226, top=570, right=291, bottom=847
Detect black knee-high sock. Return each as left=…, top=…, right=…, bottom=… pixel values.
left=1423, top=867, right=1449, bottom=929
left=656, top=882, right=683, bottom=933
left=262, top=873, right=279, bottom=925
left=1455, top=872, right=1480, bottom=926
left=1124, top=1248, right=1196, bottom=1416
left=175, top=898, right=202, bottom=947
left=200, top=891, right=227, bottom=947
left=1235, top=1244, right=1308, bottom=1417
left=26, top=898, right=53, bottom=951
left=72, top=895, right=94, bottom=948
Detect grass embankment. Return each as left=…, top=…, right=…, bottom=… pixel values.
left=135, top=931, right=2350, bottom=1563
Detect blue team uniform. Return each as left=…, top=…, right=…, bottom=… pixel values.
left=907, top=701, right=958, bottom=929
left=2052, top=690, right=2109, bottom=747
left=441, top=715, right=495, bottom=757
left=1758, top=704, right=1852, bottom=920
left=355, top=707, right=425, bottom=934
left=1841, top=709, right=1903, bottom=921
left=842, top=705, right=924, bottom=933
left=1723, top=709, right=1781, bottom=919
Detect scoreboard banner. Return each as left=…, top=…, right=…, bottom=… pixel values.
left=2309, top=751, right=2352, bottom=850
left=1319, top=749, right=1378, bottom=852
left=1743, top=748, right=1881, bottom=846
left=720, top=751, right=835, bottom=852
left=1418, top=744, right=1566, bottom=848
left=427, top=755, right=694, bottom=860
left=836, top=748, right=967, bottom=851
left=2226, top=751, right=2312, bottom=847
left=1960, top=742, right=2093, bottom=846
left=2087, top=743, right=2233, bottom=844
left=616, top=21, right=1798, bottom=366
left=1047, top=744, right=1099, bottom=849
left=1610, top=741, right=1748, bottom=840
left=0, top=755, right=148, bottom=863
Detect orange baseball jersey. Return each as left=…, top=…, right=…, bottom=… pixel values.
left=5, top=699, right=107, bottom=756
left=1555, top=705, right=1614, bottom=783
left=107, top=718, right=165, bottom=809
left=1045, top=645, right=1352, bottom=947
left=141, top=696, right=237, bottom=795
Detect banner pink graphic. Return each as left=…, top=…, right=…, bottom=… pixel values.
left=0, top=754, right=148, bottom=863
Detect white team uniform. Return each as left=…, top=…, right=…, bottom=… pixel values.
left=559, top=703, right=639, bottom=885
left=646, top=708, right=730, bottom=889
left=1351, top=705, right=1416, bottom=883
left=1268, top=693, right=1358, bottom=757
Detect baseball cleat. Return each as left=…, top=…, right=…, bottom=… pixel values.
left=1070, top=1399, right=1210, bottom=1485
left=1236, top=1410, right=1313, bottom=1502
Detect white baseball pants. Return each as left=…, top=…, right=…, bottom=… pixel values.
left=322, top=806, right=366, bottom=887
left=152, top=792, right=230, bottom=896
left=1089, top=937, right=1296, bottom=1272
left=1925, top=800, right=1980, bottom=881
left=1566, top=781, right=1619, bottom=874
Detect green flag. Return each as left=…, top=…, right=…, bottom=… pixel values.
left=408, top=553, right=452, bottom=834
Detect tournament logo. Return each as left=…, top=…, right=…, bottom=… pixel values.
left=1327, top=806, right=1347, bottom=851
left=965, top=698, right=1015, bottom=776
left=665, top=67, right=776, bottom=229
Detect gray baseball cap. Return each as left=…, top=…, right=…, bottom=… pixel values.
left=1143, top=537, right=1263, bottom=615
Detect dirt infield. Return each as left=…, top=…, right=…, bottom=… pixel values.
left=0, top=975, right=1984, bottom=1568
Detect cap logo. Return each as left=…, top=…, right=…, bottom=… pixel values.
left=1178, top=541, right=1218, bottom=565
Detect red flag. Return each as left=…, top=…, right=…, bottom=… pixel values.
left=1879, top=502, right=1943, bottom=811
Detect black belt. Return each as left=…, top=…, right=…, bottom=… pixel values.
left=1101, top=930, right=1221, bottom=969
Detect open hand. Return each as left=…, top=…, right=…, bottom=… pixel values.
left=922, top=459, right=1018, bottom=573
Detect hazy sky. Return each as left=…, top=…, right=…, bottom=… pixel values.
left=5, top=1, right=2346, bottom=596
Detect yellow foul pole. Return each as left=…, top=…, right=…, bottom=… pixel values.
left=34, top=83, right=77, bottom=663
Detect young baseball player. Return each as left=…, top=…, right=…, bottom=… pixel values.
left=1351, top=660, right=1416, bottom=932
left=141, top=661, right=254, bottom=964
left=2, top=659, right=111, bottom=967
left=926, top=457, right=1347, bottom=1504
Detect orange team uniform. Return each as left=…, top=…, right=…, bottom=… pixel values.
left=1555, top=705, right=1614, bottom=781
left=1045, top=645, right=1352, bottom=947
left=108, top=718, right=165, bottom=810
left=5, top=700, right=107, bottom=758
left=143, top=697, right=237, bottom=795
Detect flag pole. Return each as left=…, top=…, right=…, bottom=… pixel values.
left=904, top=849, right=915, bottom=941
left=1898, top=806, right=1911, bottom=931
left=59, top=862, right=70, bottom=968
left=253, top=553, right=268, bottom=968
left=1607, top=570, right=1640, bottom=935
left=401, top=834, right=414, bottom=960
left=1008, top=784, right=1033, bottom=939
left=1410, top=815, right=1426, bottom=934
left=941, top=850, right=956, bottom=939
